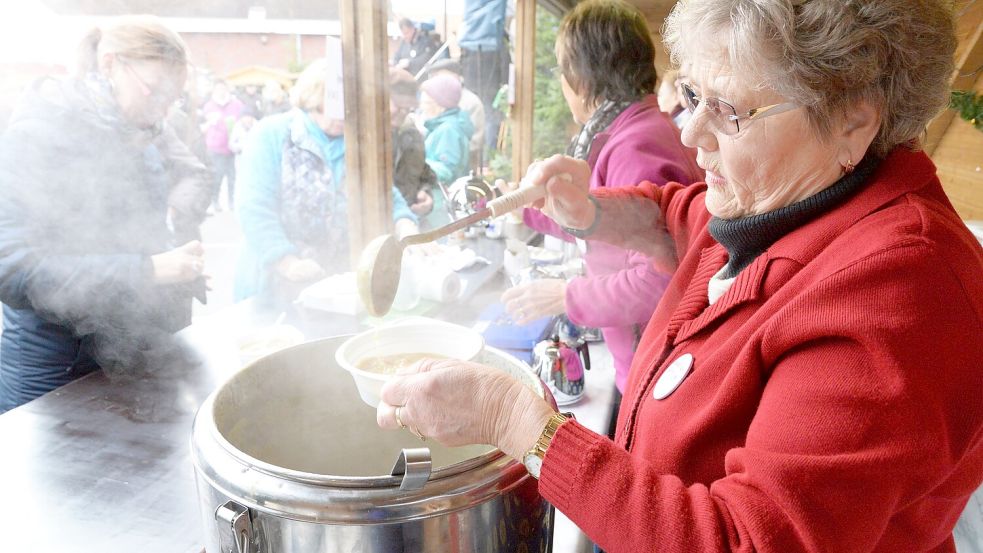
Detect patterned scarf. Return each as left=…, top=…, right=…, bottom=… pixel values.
left=279, top=110, right=350, bottom=268
left=566, top=99, right=635, bottom=161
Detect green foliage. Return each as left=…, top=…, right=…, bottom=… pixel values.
left=488, top=7, right=573, bottom=181
left=532, top=9, right=574, bottom=159
left=950, top=90, right=983, bottom=132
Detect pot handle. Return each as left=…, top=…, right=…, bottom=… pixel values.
left=215, top=500, right=253, bottom=553
left=390, top=447, right=432, bottom=491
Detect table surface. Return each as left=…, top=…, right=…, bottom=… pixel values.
left=0, top=236, right=615, bottom=553
left=2, top=231, right=976, bottom=552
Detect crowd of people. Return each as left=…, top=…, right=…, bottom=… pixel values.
left=0, top=4, right=513, bottom=412
left=0, top=2, right=980, bottom=552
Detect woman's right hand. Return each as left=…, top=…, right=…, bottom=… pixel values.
left=523, top=155, right=594, bottom=229
left=276, top=255, right=325, bottom=283
left=151, top=240, right=205, bottom=285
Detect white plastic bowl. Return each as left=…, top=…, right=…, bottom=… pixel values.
left=335, top=319, right=485, bottom=407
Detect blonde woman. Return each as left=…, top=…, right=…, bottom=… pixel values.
left=0, top=16, right=211, bottom=411
left=234, top=59, right=418, bottom=305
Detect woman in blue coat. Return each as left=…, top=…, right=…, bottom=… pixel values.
left=234, top=59, right=418, bottom=305
left=0, top=17, right=211, bottom=412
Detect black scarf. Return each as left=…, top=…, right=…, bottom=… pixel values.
left=708, top=156, right=880, bottom=279
left=566, top=99, right=635, bottom=160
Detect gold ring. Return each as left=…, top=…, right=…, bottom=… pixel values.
left=408, top=425, right=426, bottom=441
left=394, top=405, right=407, bottom=429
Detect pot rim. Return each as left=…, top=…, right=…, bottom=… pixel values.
left=204, top=337, right=544, bottom=488
left=205, top=389, right=505, bottom=488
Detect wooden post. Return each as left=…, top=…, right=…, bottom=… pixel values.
left=339, top=0, right=393, bottom=265
left=512, top=0, right=537, bottom=184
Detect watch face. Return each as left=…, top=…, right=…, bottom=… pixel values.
left=523, top=453, right=543, bottom=479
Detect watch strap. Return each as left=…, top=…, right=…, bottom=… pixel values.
left=523, top=411, right=574, bottom=478
left=562, top=195, right=601, bottom=239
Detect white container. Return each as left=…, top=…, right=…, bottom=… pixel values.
left=335, top=320, right=485, bottom=407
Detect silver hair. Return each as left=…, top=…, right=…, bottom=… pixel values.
left=663, top=0, right=956, bottom=158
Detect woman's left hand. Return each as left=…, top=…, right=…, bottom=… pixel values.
left=376, top=359, right=555, bottom=460
left=501, top=279, right=568, bottom=325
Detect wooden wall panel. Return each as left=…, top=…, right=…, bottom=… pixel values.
left=931, top=1, right=983, bottom=221
left=511, top=0, right=536, bottom=184
left=925, top=0, right=983, bottom=154
left=934, top=72, right=983, bottom=220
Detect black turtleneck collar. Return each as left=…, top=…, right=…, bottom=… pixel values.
left=708, top=156, right=881, bottom=279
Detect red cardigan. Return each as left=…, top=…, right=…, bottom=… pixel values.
left=538, top=148, right=983, bottom=553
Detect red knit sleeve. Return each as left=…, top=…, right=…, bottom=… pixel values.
left=537, top=244, right=983, bottom=553
left=590, top=181, right=708, bottom=265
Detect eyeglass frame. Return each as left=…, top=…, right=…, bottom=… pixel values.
left=679, top=81, right=799, bottom=134
left=116, top=56, right=179, bottom=107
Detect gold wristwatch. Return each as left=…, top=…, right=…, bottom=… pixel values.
left=522, top=411, right=573, bottom=479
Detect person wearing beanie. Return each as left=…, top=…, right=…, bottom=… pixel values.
left=428, top=59, right=486, bottom=168
left=420, top=73, right=462, bottom=112
left=418, top=73, right=474, bottom=228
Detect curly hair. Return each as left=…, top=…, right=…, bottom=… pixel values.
left=663, top=0, right=956, bottom=158
left=557, top=0, right=658, bottom=109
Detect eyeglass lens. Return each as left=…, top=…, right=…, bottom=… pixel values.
left=680, top=83, right=740, bottom=134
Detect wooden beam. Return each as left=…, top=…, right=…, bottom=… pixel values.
left=511, top=0, right=536, bottom=184
left=926, top=1, right=983, bottom=154
left=339, top=0, right=393, bottom=265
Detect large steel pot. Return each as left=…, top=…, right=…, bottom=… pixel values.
left=191, top=335, right=554, bottom=552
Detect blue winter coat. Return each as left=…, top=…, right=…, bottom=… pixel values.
left=0, top=77, right=211, bottom=412
left=423, top=107, right=475, bottom=185
left=234, top=109, right=416, bottom=302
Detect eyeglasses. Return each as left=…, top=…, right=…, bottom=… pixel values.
left=679, top=82, right=799, bottom=135
left=117, top=57, right=178, bottom=107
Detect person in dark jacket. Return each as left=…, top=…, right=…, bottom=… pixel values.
left=0, top=16, right=211, bottom=413
left=390, top=68, right=436, bottom=217
left=392, top=18, right=444, bottom=77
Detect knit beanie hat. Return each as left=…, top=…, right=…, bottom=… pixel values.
left=420, top=74, right=462, bottom=109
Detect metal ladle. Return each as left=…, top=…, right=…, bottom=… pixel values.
left=357, top=184, right=549, bottom=317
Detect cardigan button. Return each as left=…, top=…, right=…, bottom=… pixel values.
left=652, top=353, right=693, bottom=400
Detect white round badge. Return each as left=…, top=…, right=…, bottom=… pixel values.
left=652, top=353, right=694, bottom=400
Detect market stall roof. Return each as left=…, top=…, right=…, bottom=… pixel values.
left=224, top=65, right=296, bottom=88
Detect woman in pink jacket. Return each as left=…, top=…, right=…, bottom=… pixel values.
left=501, top=0, right=701, bottom=398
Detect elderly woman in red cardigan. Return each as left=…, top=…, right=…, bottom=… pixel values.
left=376, top=1, right=983, bottom=551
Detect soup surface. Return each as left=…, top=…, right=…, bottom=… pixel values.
left=356, top=352, right=448, bottom=374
